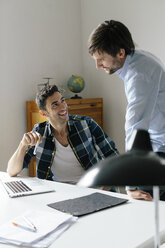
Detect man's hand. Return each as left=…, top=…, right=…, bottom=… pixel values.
left=99, top=186, right=112, bottom=191
left=7, top=131, right=42, bottom=177
left=21, top=131, right=42, bottom=147
left=127, top=190, right=153, bottom=201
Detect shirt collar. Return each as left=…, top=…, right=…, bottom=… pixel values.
left=115, top=52, right=134, bottom=80
left=47, top=121, right=54, bottom=136
left=47, top=119, right=71, bottom=135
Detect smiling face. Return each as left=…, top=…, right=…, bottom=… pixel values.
left=39, top=91, right=69, bottom=126
left=92, top=49, right=126, bottom=75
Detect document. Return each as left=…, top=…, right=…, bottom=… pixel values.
left=0, top=210, right=77, bottom=247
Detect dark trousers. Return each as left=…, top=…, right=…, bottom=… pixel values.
left=139, top=152, right=165, bottom=201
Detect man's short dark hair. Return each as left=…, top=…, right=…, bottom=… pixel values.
left=88, top=20, right=135, bottom=57
left=36, top=85, right=60, bottom=110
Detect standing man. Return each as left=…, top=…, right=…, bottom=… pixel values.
left=7, top=85, right=118, bottom=187
left=88, top=20, right=165, bottom=201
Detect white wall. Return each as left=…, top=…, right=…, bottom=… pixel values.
left=1, top=0, right=165, bottom=172
left=81, top=0, right=165, bottom=153
left=0, top=0, right=84, bottom=172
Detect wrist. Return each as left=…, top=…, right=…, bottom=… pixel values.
left=19, top=141, right=28, bottom=151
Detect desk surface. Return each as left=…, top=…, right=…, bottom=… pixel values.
left=1, top=172, right=165, bottom=248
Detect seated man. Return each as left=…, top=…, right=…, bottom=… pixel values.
left=7, top=85, right=119, bottom=187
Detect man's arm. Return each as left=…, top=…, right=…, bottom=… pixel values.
left=125, top=73, right=158, bottom=151
left=7, top=131, right=41, bottom=177
left=89, top=118, right=119, bottom=158
left=127, top=189, right=153, bottom=201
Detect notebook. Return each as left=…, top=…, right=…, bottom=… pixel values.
left=48, top=192, right=128, bottom=216
left=0, top=176, right=55, bottom=198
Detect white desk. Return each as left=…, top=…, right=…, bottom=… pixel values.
left=1, top=171, right=165, bottom=248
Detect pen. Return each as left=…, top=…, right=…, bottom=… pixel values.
left=33, top=140, right=40, bottom=155
left=23, top=216, right=37, bottom=231
left=12, top=222, right=37, bottom=232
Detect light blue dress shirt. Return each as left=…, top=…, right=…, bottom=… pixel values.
left=116, top=49, right=165, bottom=153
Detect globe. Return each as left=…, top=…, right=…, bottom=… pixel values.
left=67, top=75, right=85, bottom=99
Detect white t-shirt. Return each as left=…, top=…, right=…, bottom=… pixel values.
left=51, top=138, right=85, bottom=184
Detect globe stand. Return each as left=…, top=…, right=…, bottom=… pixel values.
left=71, top=94, right=82, bottom=99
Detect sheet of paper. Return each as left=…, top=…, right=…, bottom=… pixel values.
left=0, top=210, right=77, bottom=247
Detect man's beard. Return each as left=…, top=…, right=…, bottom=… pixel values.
left=109, top=67, right=120, bottom=74
left=106, top=59, right=123, bottom=75
left=109, top=64, right=122, bottom=75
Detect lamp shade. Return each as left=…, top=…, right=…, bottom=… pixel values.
left=77, top=130, right=165, bottom=187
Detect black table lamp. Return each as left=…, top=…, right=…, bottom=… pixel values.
left=78, top=129, right=165, bottom=248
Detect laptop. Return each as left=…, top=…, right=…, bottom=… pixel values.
left=0, top=176, right=55, bottom=198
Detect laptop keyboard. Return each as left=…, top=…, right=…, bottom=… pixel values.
left=5, top=180, right=32, bottom=193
